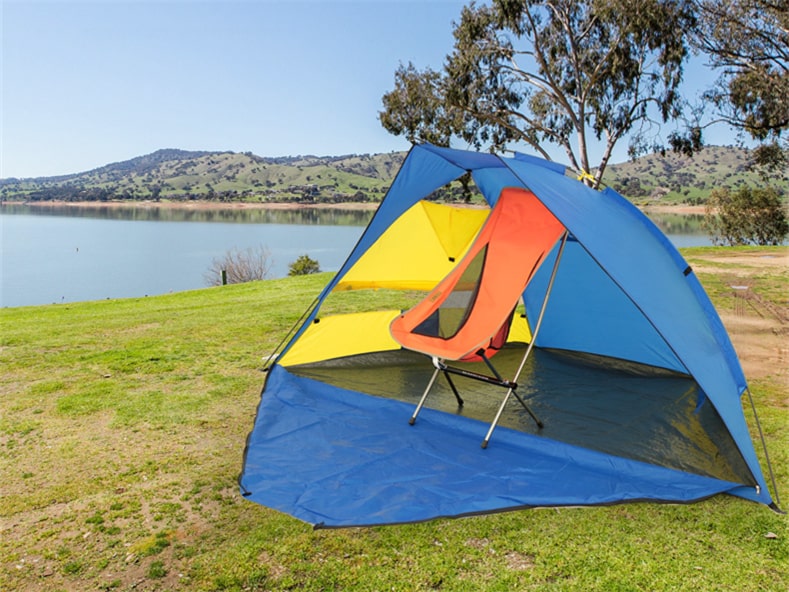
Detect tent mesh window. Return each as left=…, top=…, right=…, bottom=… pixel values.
left=412, top=246, right=487, bottom=340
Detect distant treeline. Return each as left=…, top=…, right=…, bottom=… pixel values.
left=4, top=183, right=474, bottom=204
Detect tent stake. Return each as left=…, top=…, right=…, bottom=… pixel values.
left=482, top=231, right=569, bottom=448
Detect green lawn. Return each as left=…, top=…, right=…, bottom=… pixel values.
left=1, top=250, right=787, bottom=591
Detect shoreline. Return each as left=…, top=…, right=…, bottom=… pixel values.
left=640, top=204, right=707, bottom=215
left=1, top=199, right=707, bottom=214
left=1, top=199, right=381, bottom=211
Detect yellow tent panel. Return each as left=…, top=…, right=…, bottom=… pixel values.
left=508, top=313, right=532, bottom=344
left=281, top=308, right=531, bottom=367
left=336, top=201, right=489, bottom=291
left=280, top=310, right=402, bottom=367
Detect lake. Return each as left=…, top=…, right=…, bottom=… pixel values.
left=0, top=203, right=709, bottom=308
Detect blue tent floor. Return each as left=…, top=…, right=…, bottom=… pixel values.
left=239, top=365, right=741, bottom=527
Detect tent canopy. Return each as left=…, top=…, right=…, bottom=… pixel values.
left=240, top=144, right=776, bottom=527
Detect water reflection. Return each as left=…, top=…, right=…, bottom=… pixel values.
left=2, top=202, right=706, bottom=234
left=646, top=212, right=706, bottom=235
left=0, top=203, right=375, bottom=226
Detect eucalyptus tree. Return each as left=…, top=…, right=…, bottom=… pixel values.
left=380, top=0, right=697, bottom=187
left=692, top=0, right=788, bottom=169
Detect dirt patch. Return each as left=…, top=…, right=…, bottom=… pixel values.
left=690, top=250, right=789, bottom=274
left=504, top=551, right=536, bottom=571
left=723, top=311, right=789, bottom=384
left=689, top=248, right=789, bottom=386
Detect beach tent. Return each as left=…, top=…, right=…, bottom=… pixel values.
left=240, top=143, right=779, bottom=527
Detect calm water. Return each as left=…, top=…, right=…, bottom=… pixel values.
left=0, top=204, right=709, bottom=308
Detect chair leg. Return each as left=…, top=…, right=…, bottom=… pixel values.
left=409, top=365, right=441, bottom=425
left=479, top=355, right=542, bottom=449
left=442, top=371, right=464, bottom=407
left=479, top=351, right=505, bottom=382
left=482, top=390, right=543, bottom=448
left=511, top=389, right=543, bottom=429
left=482, top=387, right=514, bottom=449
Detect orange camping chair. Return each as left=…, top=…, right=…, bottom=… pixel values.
left=390, top=187, right=568, bottom=447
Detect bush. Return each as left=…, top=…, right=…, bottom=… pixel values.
left=704, top=186, right=788, bottom=246
left=288, top=254, right=321, bottom=276
left=204, top=245, right=273, bottom=286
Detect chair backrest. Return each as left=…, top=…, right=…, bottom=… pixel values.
left=390, top=187, right=565, bottom=361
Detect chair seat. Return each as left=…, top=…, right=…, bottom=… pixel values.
left=390, top=187, right=565, bottom=360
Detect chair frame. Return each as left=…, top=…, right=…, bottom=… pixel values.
left=408, top=231, right=569, bottom=448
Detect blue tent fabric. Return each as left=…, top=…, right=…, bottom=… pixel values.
left=524, top=239, right=687, bottom=372
left=500, top=157, right=766, bottom=504
left=241, top=366, right=744, bottom=527
left=241, top=144, right=775, bottom=526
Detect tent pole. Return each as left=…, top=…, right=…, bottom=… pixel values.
left=745, top=387, right=782, bottom=509
left=262, top=294, right=321, bottom=371
left=482, top=231, right=569, bottom=449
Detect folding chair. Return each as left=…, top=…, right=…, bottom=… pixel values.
left=390, top=187, right=568, bottom=448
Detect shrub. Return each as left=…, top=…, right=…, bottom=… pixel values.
left=704, top=186, right=789, bottom=246
left=288, top=254, right=321, bottom=276
left=204, top=245, right=273, bottom=286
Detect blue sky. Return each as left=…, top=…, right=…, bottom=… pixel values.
left=3, top=0, right=730, bottom=179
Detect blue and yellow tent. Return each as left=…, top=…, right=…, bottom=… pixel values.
left=240, top=144, right=779, bottom=527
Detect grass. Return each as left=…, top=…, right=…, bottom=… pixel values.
left=1, top=250, right=788, bottom=591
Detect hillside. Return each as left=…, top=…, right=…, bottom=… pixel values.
left=1, top=145, right=785, bottom=204
left=0, top=150, right=407, bottom=205
left=601, top=145, right=789, bottom=204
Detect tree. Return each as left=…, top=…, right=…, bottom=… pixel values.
left=692, top=0, right=788, bottom=170
left=380, top=0, right=697, bottom=187
left=704, top=186, right=789, bottom=246
left=379, top=63, right=458, bottom=146
left=204, top=245, right=273, bottom=286
left=288, top=254, right=321, bottom=276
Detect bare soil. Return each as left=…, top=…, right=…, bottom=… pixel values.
left=689, top=249, right=789, bottom=387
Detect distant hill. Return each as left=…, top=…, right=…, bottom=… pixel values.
left=1, top=145, right=784, bottom=204
left=601, top=145, right=788, bottom=204
left=0, top=150, right=408, bottom=204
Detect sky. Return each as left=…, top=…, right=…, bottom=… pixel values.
left=2, top=0, right=733, bottom=179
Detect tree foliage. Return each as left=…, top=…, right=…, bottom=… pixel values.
left=379, top=63, right=459, bottom=146
left=288, top=254, right=321, bottom=276
left=380, top=0, right=697, bottom=187
left=704, top=185, right=789, bottom=246
left=693, top=0, right=789, bottom=169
